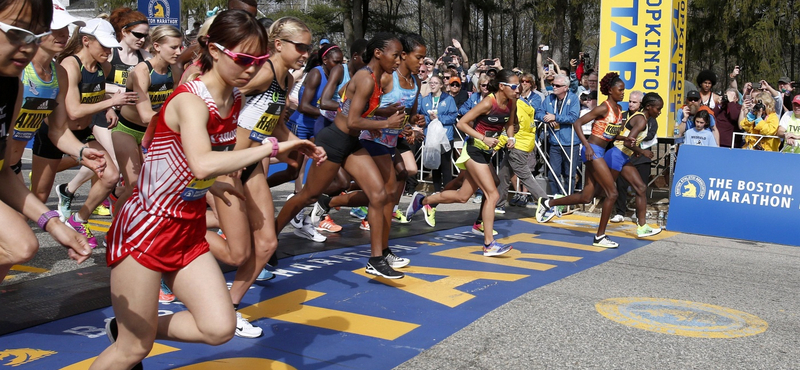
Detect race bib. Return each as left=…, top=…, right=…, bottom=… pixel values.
left=249, top=107, right=281, bottom=142
left=602, top=122, right=622, bottom=141
left=180, top=178, right=216, bottom=201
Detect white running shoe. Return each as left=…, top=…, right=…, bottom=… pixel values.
left=290, top=212, right=305, bottom=229
left=384, top=251, right=410, bottom=268
left=294, top=220, right=327, bottom=242
left=235, top=312, right=263, bottom=338
left=610, top=214, right=624, bottom=223
left=592, top=235, right=619, bottom=248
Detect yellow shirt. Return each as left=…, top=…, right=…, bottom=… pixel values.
left=740, top=112, right=780, bottom=151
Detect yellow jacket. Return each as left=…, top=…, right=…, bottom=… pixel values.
left=740, top=112, right=780, bottom=151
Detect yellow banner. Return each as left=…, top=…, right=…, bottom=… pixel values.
left=598, top=0, right=688, bottom=137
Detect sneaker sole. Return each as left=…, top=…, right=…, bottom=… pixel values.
left=637, top=229, right=662, bottom=238
left=315, top=227, right=342, bottom=233
left=235, top=329, right=263, bottom=338
left=387, top=258, right=410, bottom=269
left=365, top=267, right=404, bottom=279
left=592, top=242, right=619, bottom=248
left=293, top=229, right=326, bottom=242
left=483, top=246, right=512, bottom=256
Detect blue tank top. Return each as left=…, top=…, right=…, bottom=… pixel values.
left=334, top=63, right=350, bottom=103
left=141, top=60, right=174, bottom=110
left=359, top=71, right=418, bottom=147
left=287, top=65, right=327, bottom=129
left=14, top=61, right=59, bottom=141
left=72, top=55, right=106, bottom=104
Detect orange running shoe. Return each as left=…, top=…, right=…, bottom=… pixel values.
left=360, top=219, right=370, bottom=231
left=315, top=215, right=342, bottom=233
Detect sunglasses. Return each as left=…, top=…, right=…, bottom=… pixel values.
left=521, top=80, right=532, bottom=84
left=499, top=82, right=519, bottom=90
left=424, top=62, right=433, bottom=65
left=480, top=84, right=488, bottom=87
left=686, top=97, right=700, bottom=102
left=281, top=39, right=313, bottom=54
left=450, top=83, right=460, bottom=87
left=130, top=31, right=148, bottom=40
left=0, top=20, right=50, bottom=45
left=551, top=84, right=566, bottom=88
left=213, top=42, right=269, bottom=67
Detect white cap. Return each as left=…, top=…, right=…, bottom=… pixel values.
left=80, top=18, right=121, bottom=49
left=51, top=0, right=85, bottom=30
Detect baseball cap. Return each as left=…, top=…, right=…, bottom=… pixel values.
left=448, top=76, right=462, bottom=85
left=793, top=95, right=800, bottom=105
left=778, top=76, right=791, bottom=84
left=51, top=0, right=85, bottom=30
left=686, top=90, right=700, bottom=100
left=80, top=18, right=121, bottom=49
left=320, top=38, right=330, bottom=46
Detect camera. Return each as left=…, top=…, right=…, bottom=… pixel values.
left=754, top=82, right=763, bottom=90
left=485, top=60, right=495, bottom=66
left=443, top=55, right=453, bottom=65
left=753, top=99, right=765, bottom=112
left=446, top=46, right=456, bottom=55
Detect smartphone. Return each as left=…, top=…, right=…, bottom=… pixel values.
left=543, top=65, right=549, bottom=73
left=754, top=82, right=763, bottom=90
left=548, top=63, right=555, bottom=71
left=485, top=60, right=495, bottom=66
left=541, top=45, right=549, bottom=51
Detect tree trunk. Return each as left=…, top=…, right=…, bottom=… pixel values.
left=342, top=0, right=355, bottom=49
left=362, top=0, right=369, bottom=37
left=512, top=0, right=518, bottom=68
left=418, top=0, right=422, bottom=35
left=452, top=0, right=464, bottom=44
left=482, top=8, right=489, bottom=58
left=444, top=0, right=452, bottom=43
left=352, top=0, right=364, bottom=41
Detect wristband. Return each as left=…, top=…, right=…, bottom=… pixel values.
left=78, top=146, right=88, bottom=163
left=37, top=210, right=60, bottom=230
left=262, top=136, right=279, bottom=157
left=508, top=137, right=516, bottom=142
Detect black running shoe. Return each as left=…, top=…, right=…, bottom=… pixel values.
left=105, top=318, right=144, bottom=370
left=365, top=257, right=404, bottom=279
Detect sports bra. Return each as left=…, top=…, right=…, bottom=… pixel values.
left=134, top=60, right=174, bottom=110
left=107, top=48, right=145, bottom=87
left=473, top=94, right=511, bottom=151
left=14, top=61, right=59, bottom=141
left=72, top=55, right=106, bottom=104
left=339, top=66, right=381, bottom=119
left=242, top=59, right=290, bottom=142
left=591, top=100, right=623, bottom=141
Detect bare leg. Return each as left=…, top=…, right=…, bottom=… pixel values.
left=111, top=131, right=143, bottom=214
left=342, top=149, right=390, bottom=257
left=207, top=175, right=252, bottom=266
left=0, top=200, right=39, bottom=282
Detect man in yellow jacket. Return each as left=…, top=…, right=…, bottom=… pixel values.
left=495, top=96, right=549, bottom=212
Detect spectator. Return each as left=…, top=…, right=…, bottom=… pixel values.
left=777, top=76, right=794, bottom=113
left=185, top=21, right=201, bottom=46
left=695, top=69, right=722, bottom=109
left=676, top=90, right=720, bottom=143
left=621, top=90, right=643, bottom=125
left=778, top=95, right=800, bottom=148
left=586, top=70, right=598, bottom=93
left=419, top=75, right=458, bottom=193
left=459, top=75, right=490, bottom=116
left=518, top=72, right=541, bottom=109
left=419, top=57, right=433, bottom=97
left=715, top=88, right=743, bottom=148
left=448, top=76, right=468, bottom=109
left=754, top=79, right=785, bottom=118
left=739, top=92, right=781, bottom=151
left=534, top=73, right=581, bottom=195
left=579, top=91, right=598, bottom=136
left=683, top=110, right=718, bottom=147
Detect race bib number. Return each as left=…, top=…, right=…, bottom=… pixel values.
left=602, top=122, right=622, bottom=141
left=13, top=98, right=56, bottom=140
left=249, top=111, right=279, bottom=142
left=180, top=178, right=216, bottom=201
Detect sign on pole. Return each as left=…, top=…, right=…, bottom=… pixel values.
left=598, top=0, right=688, bottom=137
left=139, top=0, right=181, bottom=28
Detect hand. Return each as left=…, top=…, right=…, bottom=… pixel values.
left=209, top=181, right=245, bottom=206
left=759, top=79, right=773, bottom=90
left=451, top=39, right=461, bottom=49
left=105, top=109, right=119, bottom=129
left=386, top=110, right=405, bottom=129
left=787, top=134, right=797, bottom=146
left=413, top=114, right=426, bottom=127
left=743, top=99, right=754, bottom=111
left=506, top=137, right=516, bottom=149
left=569, top=59, right=578, bottom=68
left=584, top=146, right=596, bottom=161
left=642, top=149, right=654, bottom=159
left=436, top=56, right=443, bottom=65
left=111, top=90, right=139, bottom=106
left=481, top=136, right=499, bottom=148
left=544, top=113, right=556, bottom=123
left=299, top=144, right=327, bottom=165
left=79, top=147, right=107, bottom=177
left=730, top=65, right=740, bottom=78
left=388, top=102, right=404, bottom=114
left=46, top=221, right=91, bottom=264
left=743, top=81, right=753, bottom=94
left=428, top=110, right=438, bottom=121
left=681, top=106, right=690, bottom=118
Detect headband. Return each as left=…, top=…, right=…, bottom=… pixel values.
left=321, top=45, right=340, bottom=59
left=123, top=20, right=148, bottom=29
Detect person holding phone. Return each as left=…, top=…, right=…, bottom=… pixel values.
left=739, top=91, right=780, bottom=151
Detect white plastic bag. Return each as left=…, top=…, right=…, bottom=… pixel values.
left=423, top=119, right=448, bottom=169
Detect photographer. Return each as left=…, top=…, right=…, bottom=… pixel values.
left=434, top=39, right=469, bottom=77
left=738, top=91, right=781, bottom=151
left=777, top=95, right=800, bottom=150
left=715, top=88, right=743, bottom=148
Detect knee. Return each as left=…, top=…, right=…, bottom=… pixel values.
left=632, top=183, right=647, bottom=196
left=369, top=188, right=389, bottom=206
left=100, top=167, right=120, bottom=188
left=123, top=342, right=154, bottom=363
left=8, top=237, right=39, bottom=264
left=606, top=189, right=619, bottom=201
left=406, top=168, right=418, bottom=177
left=254, top=237, right=278, bottom=256
left=199, top=317, right=235, bottom=345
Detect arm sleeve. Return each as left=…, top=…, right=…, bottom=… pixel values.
left=534, top=96, right=547, bottom=121
left=554, top=96, right=580, bottom=124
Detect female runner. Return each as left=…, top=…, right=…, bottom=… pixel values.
left=94, top=10, right=316, bottom=369
left=536, top=72, right=626, bottom=248
left=406, top=69, right=518, bottom=257
left=276, top=33, right=408, bottom=279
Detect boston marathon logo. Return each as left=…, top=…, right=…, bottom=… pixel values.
left=149, top=0, right=169, bottom=18
left=674, top=174, right=705, bottom=199
left=0, top=348, right=56, bottom=366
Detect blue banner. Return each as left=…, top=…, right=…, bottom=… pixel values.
left=138, top=0, right=180, bottom=28
left=668, top=145, right=800, bottom=246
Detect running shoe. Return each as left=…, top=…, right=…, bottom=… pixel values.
left=93, top=204, right=111, bottom=216
left=286, top=192, right=297, bottom=201
left=217, top=228, right=227, bottom=240
left=350, top=206, right=368, bottom=220
left=636, top=224, right=662, bottom=238
left=536, top=198, right=557, bottom=223
left=422, top=204, right=436, bottom=227
left=310, top=194, right=332, bottom=225
left=359, top=219, right=370, bottom=231
left=610, top=214, right=624, bottom=223
left=383, top=249, right=410, bottom=268
left=105, top=318, right=144, bottom=370
left=66, top=214, right=98, bottom=248
left=592, top=235, right=619, bottom=248
left=483, top=240, right=513, bottom=256
left=393, top=209, right=409, bottom=223
left=256, top=268, right=275, bottom=281
left=553, top=194, right=566, bottom=215
left=159, top=279, right=176, bottom=303
left=495, top=206, right=506, bottom=214
left=471, top=222, right=498, bottom=236
left=294, top=220, right=327, bottom=242
left=472, top=189, right=483, bottom=203
left=405, top=191, right=425, bottom=220
left=56, top=183, right=74, bottom=221
left=365, top=258, right=404, bottom=279
left=290, top=212, right=305, bottom=229
left=316, top=215, right=342, bottom=233
left=235, top=312, right=263, bottom=338
left=509, top=194, right=522, bottom=207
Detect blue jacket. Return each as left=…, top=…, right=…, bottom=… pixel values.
left=535, top=91, right=581, bottom=145
left=419, top=93, right=458, bottom=141
left=459, top=92, right=483, bottom=116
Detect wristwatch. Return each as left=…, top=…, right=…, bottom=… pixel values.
left=37, top=210, right=61, bottom=230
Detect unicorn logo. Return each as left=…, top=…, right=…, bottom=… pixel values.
left=0, top=348, right=57, bottom=366
left=154, top=3, right=165, bottom=17
left=674, top=175, right=706, bottom=199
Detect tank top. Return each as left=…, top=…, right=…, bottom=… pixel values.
left=14, top=61, right=59, bottom=141
left=614, top=111, right=648, bottom=156
left=339, top=66, right=382, bottom=120
left=700, top=92, right=716, bottom=109
left=591, top=100, right=623, bottom=141
left=133, top=80, right=241, bottom=219
left=242, top=60, right=289, bottom=142
left=359, top=71, right=418, bottom=147
left=72, top=55, right=106, bottom=104
left=473, top=94, right=511, bottom=151
left=136, top=60, right=174, bottom=110
left=288, top=65, right=328, bottom=130
left=0, top=76, right=20, bottom=169
left=320, top=64, right=351, bottom=123
left=107, top=48, right=144, bottom=87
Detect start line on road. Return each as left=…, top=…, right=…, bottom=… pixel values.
left=0, top=216, right=674, bottom=369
